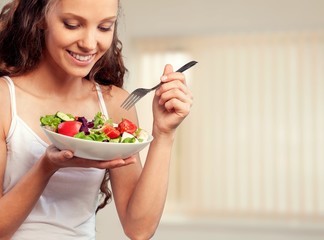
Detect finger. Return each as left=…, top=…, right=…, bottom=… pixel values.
left=93, top=160, right=128, bottom=169
left=161, top=72, right=186, bottom=84
left=72, top=156, right=137, bottom=169
left=70, top=158, right=122, bottom=169
left=47, top=145, right=74, bottom=161
left=158, top=88, right=189, bottom=105
left=160, top=87, right=193, bottom=112
left=97, top=158, right=136, bottom=169
left=156, top=79, right=189, bottom=97
left=158, top=83, right=193, bottom=104
left=161, top=64, right=174, bottom=78
left=164, top=98, right=192, bottom=116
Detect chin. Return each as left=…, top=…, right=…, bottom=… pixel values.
left=64, top=67, right=93, bottom=79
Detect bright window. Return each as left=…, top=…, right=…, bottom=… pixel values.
left=129, top=31, right=324, bottom=224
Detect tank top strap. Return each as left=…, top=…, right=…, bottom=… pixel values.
left=2, top=78, right=108, bottom=119
left=95, top=83, right=109, bottom=118
left=2, top=76, right=17, bottom=119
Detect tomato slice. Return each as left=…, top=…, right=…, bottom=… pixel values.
left=57, top=121, right=82, bottom=137
left=102, top=124, right=120, bottom=139
left=118, top=119, right=137, bottom=134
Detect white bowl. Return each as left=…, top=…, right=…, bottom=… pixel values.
left=42, top=127, right=153, bottom=160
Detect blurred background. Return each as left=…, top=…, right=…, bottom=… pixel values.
left=102, top=1, right=324, bottom=239
left=1, top=0, right=324, bottom=239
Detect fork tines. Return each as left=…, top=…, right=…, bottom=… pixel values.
left=120, top=89, right=146, bottom=110
left=120, top=95, right=140, bottom=110
left=120, top=60, right=198, bottom=110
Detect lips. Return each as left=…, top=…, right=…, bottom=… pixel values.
left=67, top=50, right=95, bottom=62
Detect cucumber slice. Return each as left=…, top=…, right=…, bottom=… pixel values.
left=56, top=111, right=74, bottom=121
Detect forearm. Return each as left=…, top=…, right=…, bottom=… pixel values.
left=123, top=133, right=175, bottom=238
left=0, top=156, right=56, bottom=239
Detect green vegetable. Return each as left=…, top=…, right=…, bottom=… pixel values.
left=122, top=137, right=137, bottom=143
left=109, top=137, right=121, bottom=143
left=56, top=111, right=74, bottom=121
left=40, top=111, right=148, bottom=143
left=74, top=131, right=110, bottom=142
left=93, top=112, right=110, bottom=129
left=40, top=114, right=62, bottom=130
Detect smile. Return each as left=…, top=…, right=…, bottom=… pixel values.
left=68, top=51, right=95, bottom=62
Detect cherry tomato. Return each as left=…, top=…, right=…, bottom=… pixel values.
left=102, top=124, right=120, bottom=139
left=118, top=119, right=137, bottom=134
left=57, top=121, right=82, bottom=137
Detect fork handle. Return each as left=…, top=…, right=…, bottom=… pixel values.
left=152, top=60, right=198, bottom=90
left=176, top=60, right=198, bottom=73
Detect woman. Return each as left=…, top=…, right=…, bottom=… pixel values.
left=0, top=0, right=193, bottom=239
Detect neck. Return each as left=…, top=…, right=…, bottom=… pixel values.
left=15, top=63, right=91, bottom=101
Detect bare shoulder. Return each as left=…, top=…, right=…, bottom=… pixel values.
left=0, top=77, right=11, bottom=136
left=102, top=85, right=139, bottom=125
left=0, top=77, right=11, bottom=197
left=107, top=85, right=130, bottom=102
left=0, top=76, right=10, bottom=96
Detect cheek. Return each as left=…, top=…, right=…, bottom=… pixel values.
left=99, top=36, right=114, bottom=53
left=98, top=28, right=115, bottom=52
left=45, top=30, right=65, bottom=52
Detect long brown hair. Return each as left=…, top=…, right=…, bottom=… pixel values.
left=0, top=0, right=127, bottom=211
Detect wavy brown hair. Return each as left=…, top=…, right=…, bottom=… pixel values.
left=0, top=0, right=127, bottom=211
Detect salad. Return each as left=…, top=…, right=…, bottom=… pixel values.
left=40, top=111, right=149, bottom=143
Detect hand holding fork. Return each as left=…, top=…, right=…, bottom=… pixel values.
left=120, top=61, right=198, bottom=110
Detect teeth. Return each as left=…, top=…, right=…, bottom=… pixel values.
left=69, top=51, right=94, bottom=62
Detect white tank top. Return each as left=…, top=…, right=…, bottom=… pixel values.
left=2, top=76, right=108, bottom=240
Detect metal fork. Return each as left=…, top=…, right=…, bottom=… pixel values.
left=120, top=60, right=198, bottom=110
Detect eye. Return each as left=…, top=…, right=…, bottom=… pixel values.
left=98, top=25, right=113, bottom=32
left=63, top=20, right=80, bottom=30
left=98, top=27, right=112, bottom=32
left=98, top=23, right=114, bottom=32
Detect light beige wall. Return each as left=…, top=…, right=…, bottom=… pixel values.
left=121, top=0, right=324, bottom=37
left=119, top=0, right=324, bottom=88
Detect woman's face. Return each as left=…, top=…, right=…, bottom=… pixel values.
left=43, top=0, right=118, bottom=78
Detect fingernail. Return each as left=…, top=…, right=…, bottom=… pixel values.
left=63, top=151, right=72, bottom=159
left=161, top=75, right=167, bottom=81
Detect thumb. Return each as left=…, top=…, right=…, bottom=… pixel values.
left=46, top=145, right=73, bottom=161
left=62, top=150, right=73, bottom=159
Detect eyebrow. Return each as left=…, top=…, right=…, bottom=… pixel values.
left=62, top=13, right=117, bottom=23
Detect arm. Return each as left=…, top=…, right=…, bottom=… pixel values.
left=0, top=80, right=56, bottom=239
left=110, top=64, right=193, bottom=240
left=0, top=79, right=136, bottom=239
left=0, top=146, right=138, bottom=238
left=0, top=146, right=136, bottom=239
left=0, top=147, right=56, bottom=239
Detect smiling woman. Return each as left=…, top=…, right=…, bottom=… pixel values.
left=43, top=0, right=118, bottom=80
left=0, top=0, right=193, bottom=239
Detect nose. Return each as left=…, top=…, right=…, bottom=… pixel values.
left=78, top=29, right=97, bottom=51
